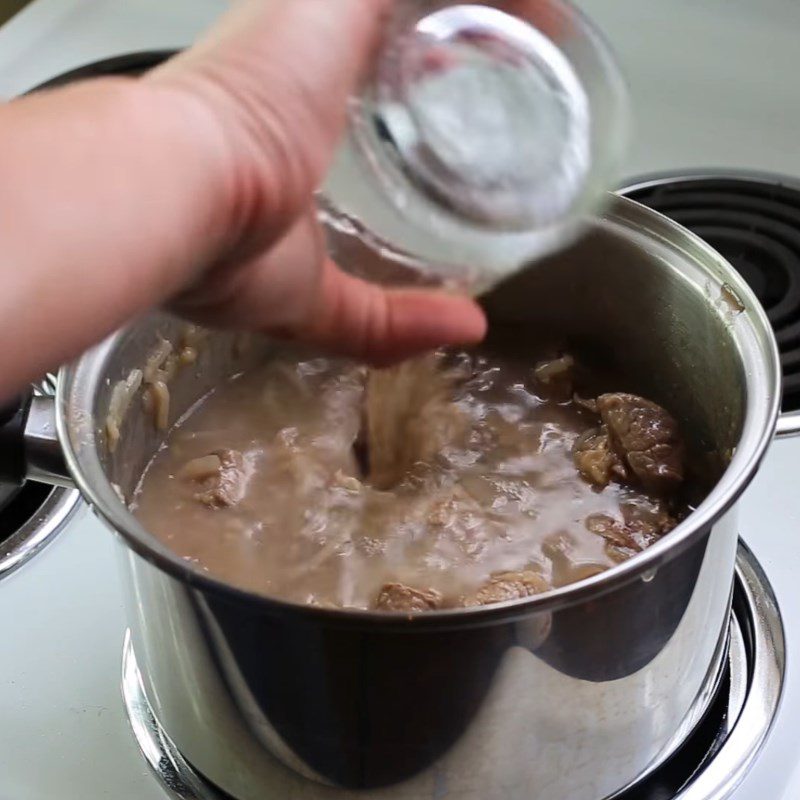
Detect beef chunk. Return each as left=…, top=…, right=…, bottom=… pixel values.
left=596, top=393, right=685, bottom=494
left=375, top=583, right=443, bottom=612
left=181, top=449, right=248, bottom=509
left=425, top=485, right=482, bottom=528
left=586, top=504, right=677, bottom=563
left=573, top=426, right=627, bottom=487
left=471, top=571, right=549, bottom=606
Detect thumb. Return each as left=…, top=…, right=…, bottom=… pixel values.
left=301, top=259, right=488, bottom=366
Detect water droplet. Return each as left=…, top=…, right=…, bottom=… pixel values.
left=641, top=568, right=657, bottom=584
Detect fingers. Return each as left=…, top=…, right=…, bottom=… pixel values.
left=300, top=259, right=488, bottom=365
left=148, top=0, right=393, bottom=245
left=173, top=251, right=488, bottom=367
left=172, top=209, right=487, bottom=365
left=157, top=0, right=489, bottom=365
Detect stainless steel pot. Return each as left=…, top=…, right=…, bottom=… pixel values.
left=8, top=195, right=782, bottom=800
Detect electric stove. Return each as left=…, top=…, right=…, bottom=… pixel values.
left=2, top=2, right=800, bottom=799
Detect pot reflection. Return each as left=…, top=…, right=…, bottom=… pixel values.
left=120, top=508, right=735, bottom=797
left=534, top=528, right=710, bottom=682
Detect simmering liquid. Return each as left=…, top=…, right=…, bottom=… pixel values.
left=133, top=349, right=685, bottom=610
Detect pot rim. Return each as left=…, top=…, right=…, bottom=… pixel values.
left=56, top=194, right=782, bottom=627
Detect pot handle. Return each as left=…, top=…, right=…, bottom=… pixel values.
left=0, top=394, right=72, bottom=487
left=0, top=395, right=31, bottom=484
left=776, top=411, right=800, bottom=439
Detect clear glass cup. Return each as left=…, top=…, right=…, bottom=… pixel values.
left=323, top=1, right=630, bottom=294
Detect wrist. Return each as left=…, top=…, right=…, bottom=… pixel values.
left=144, top=67, right=294, bottom=273
left=136, top=76, right=243, bottom=284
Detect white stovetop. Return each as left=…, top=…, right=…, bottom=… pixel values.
left=1, top=2, right=800, bottom=799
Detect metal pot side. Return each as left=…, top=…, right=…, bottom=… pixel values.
left=56, top=195, right=780, bottom=798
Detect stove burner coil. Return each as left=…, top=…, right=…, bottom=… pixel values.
left=620, top=174, right=800, bottom=412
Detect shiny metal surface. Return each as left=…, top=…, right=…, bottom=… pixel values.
left=44, top=195, right=778, bottom=798
left=617, top=170, right=800, bottom=441
left=0, top=482, right=82, bottom=579
left=122, top=543, right=784, bottom=800
left=122, top=630, right=227, bottom=800
left=0, top=374, right=59, bottom=509
left=23, top=395, right=71, bottom=487
left=0, top=373, right=77, bottom=577
left=674, top=543, right=785, bottom=800
left=118, top=523, right=737, bottom=798
left=775, top=412, right=800, bottom=439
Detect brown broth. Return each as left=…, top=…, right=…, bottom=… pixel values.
left=132, top=350, right=682, bottom=609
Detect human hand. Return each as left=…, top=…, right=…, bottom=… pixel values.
left=0, top=0, right=488, bottom=400
left=147, top=0, right=487, bottom=365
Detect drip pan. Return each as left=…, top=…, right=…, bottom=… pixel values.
left=0, top=376, right=82, bottom=579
